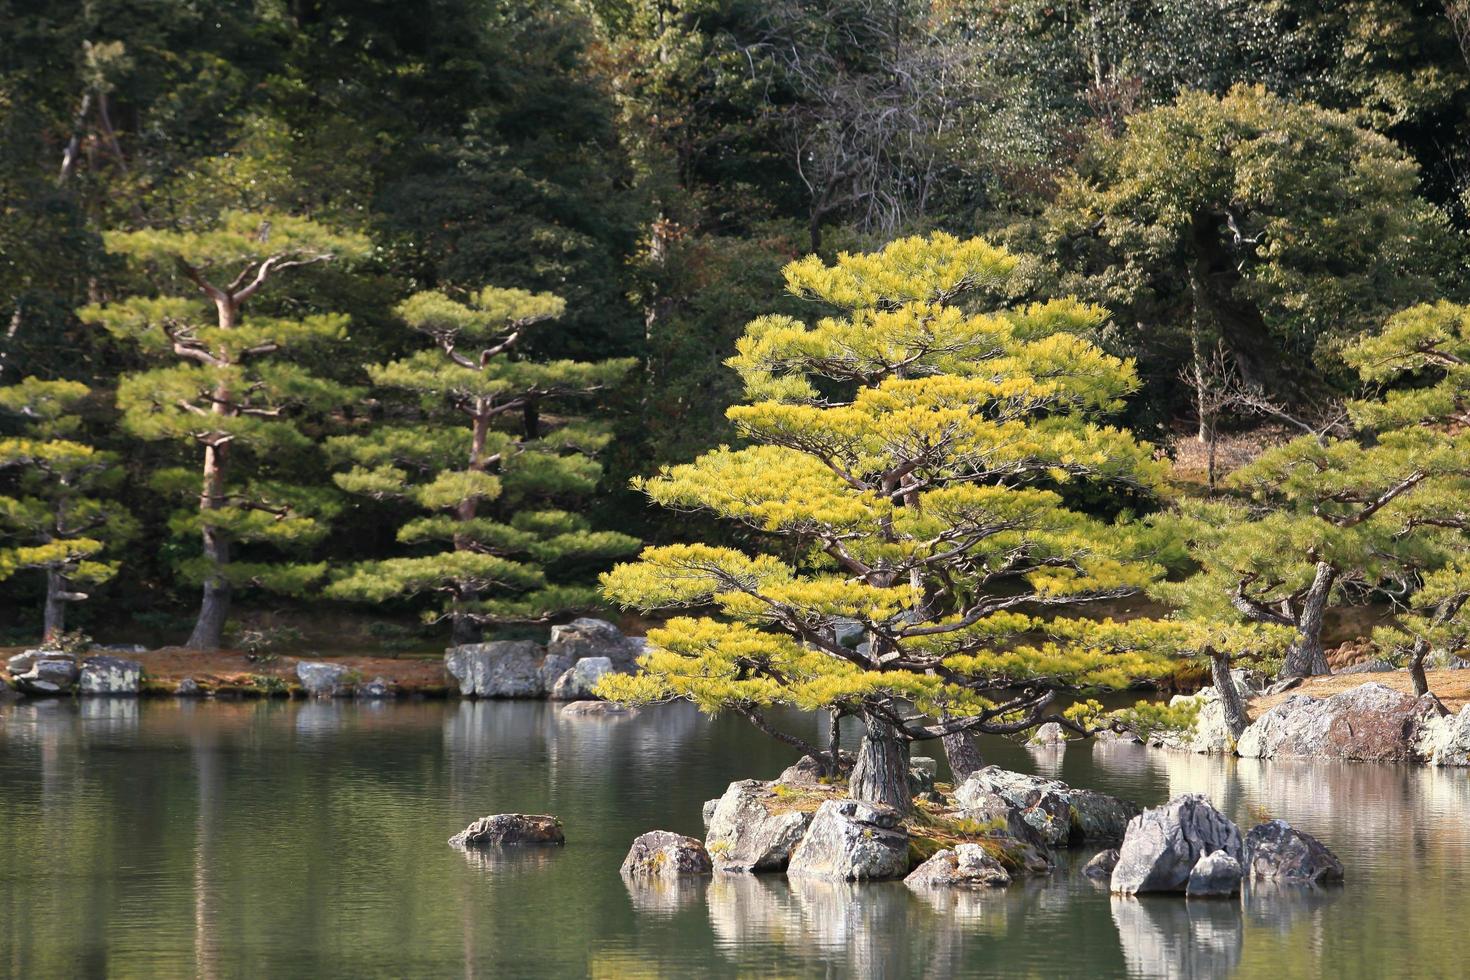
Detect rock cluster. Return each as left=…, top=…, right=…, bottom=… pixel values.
left=445, top=618, right=644, bottom=700
left=954, top=766, right=1139, bottom=846
left=448, top=813, right=565, bottom=848
left=5, top=650, right=142, bottom=696
left=905, top=843, right=1012, bottom=889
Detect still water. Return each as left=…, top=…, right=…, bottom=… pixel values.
left=0, top=697, right=1466, bottom=979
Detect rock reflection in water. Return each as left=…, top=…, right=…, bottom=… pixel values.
left=1111, top=895, right=1244, bottom=979
left=622, top=874, right=708, bottom=917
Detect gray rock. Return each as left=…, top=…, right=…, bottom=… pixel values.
left=295, top=661, right=349, bottom=698
left=620, top=831, right=713, bottom=878
left=1337, top=658, right=1397, bottom=675
left=1028, top=722, right=1067, bottom=746
left=1094, top=729, right=1144, bottom=745
left=549, top=656, right=614, bottom=700
left=89, top=643, right=147, bottom=655
left=1111, top=794, right=1243, bottom=895
left=832, top=617, right=867, bottom=648
left=537, top=652, right=575, bottom=691
left=952, top=787, right=1045, bottom=847
left=547, top=618, right=642, bottom=672
left=787, top=799, right=909, bottom=881
left=1237, top=682, right=1440, bottom=763
left=176, top=677, right=203, bottom=697
left=1242, top=820, right=1344, bottom=884
left=705, top=779, right=812, bottom=872
left=1187, top=850, right=1243, bottom=897
left=448, top=813, right=564, bottom=848
left=12, top=653, right=79, bottom=695
left=1150, top=688, right=1236, bottom=754
left=6, top=650, right=45, bottom=676
left=776, top=753, right=851, bottom=787
left=559, top=700, right=638, bottom=719
left=78, top=656, right=141, bottom=695
left=355, top=676, right=395, bottom=699
left=702, top=799, right=721, bottom=829
left=905, top=843, right=1011, bottom=889
left=1417, top=704, right=1470, bottom=766
left=1084, top=848, right=1120, bottom=880
left=954, top=766, right=1140, bottom=846
left=908, top=762, right=937, bottom=795
left=445, top=640, right=546, bottom=698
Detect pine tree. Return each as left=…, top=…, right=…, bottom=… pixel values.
left=0, top=378, right=134, bottom=640
left=598, top=232, right=1188, bottom=808
left=326, top=286, right=639, bottom=642
left=79, top=211, right=370, bottom=650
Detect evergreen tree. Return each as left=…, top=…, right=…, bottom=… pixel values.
left=599, top=233, right=1184, bottom=808
left=0, top=378, right=134, bottom=639
left=327, top=286, right=639, bottom=643
left=79, top=211, right=370, bottom=650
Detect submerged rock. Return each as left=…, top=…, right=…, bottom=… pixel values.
left=296, top=661, right=349, bottom=698
left=1111, top=794, right=1243, bottom=895
left=549, top=656, right=614, bottom=700
left=79, top=656, right=141, bottom=695
left=955, top=766, right=1140, bottom=845
left=787, top=799, right=909, bottom=881
left=905, top=843, right=1011, bottom=889
left=449, top=813, right=565, bottom=848
left=620, top=831, right=713, bottom=878
left=1186, top=850, right=1243, bottom=897
left=1237, top=683, right=1439, bottom=763
left=1415, top=704, right=1470, bottom=766
left=1084, top=848, right=1121, bottom=880
left=1242, top=820, right=1344, bottom=884
left=445, top=641, right=545, bottom=698
left=705, top=780, right=812, bottom=873
left=560, top=700, right=638, bottom=719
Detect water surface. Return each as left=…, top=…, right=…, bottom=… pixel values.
left=0, top=698, right=1465, bottom=978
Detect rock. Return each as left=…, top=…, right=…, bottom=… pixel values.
left=547, top=618, right=642, bottom=672
left=705, top=779, right=813, bottom=872
left=78, top=656, right=141, bottom=695
left=11, top=653, right=79, bottom=695
left=1237, top=682, right=1440, bottom=763
left=702, top=799, right=721, bottom=829
left=951, top=787, right=1044, bottom=847
left=1094, top=729, right=1144, bottom=745
left=786, top=799, right=909, bottom=881
left=909, top=755, right=939, bottom=778
left=445, top=640, right=545, bottom=698
left=905, top=843, right=1011, bottom=889
left=1110, top=794, right=1243, bottom=895
left=620, top=831, right=713, bottom=878
left=295, top=661, right=349, bottom=698
left=1338, top=658, right=1397, bottom=675
left=1416, top=704, right=1470, bottom=766
left=1028, top=722, right=1067, bottom=746
left=776, top=753, right=852, bottom=787
left=559, top=700, right=638, bottom=719
left=1186, top=850, right=1243, bottom=897
left=89, top=643, right=147, bottom=654
left=537, top=652, right=575, bottom=691
left=907, top=761, right=937, bottom=795
left=355, top=676, right=395, bottom=699
left=1084, top=848, right=1120, bottom=880
left=448, top=813, right=565, bottom=848
left=954, top=766, right=1140, bottom=846
left=832, top=617, right=867, bottom=648
left=1242, top=820, right=1344, bottom=884
left=175, top=677, right=203, bottom=697
left=1263, top=676, right=1303, bottom=696
left=549, top=656, right=614, bottom=700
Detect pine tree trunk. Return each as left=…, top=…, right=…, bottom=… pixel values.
left=451, top=613, right=483, bottom=647
left=43, top=569, right=67, bottom=640
left=849, top=713, right=911, bottom=810
left=1409, top=637, right=1430, bottom=698
left=187, top=441, right=231, bottom=650
left=1281, top=562, right=1334, bottom=677
left=942, top=728, right=983, bottom=782
left=1210, top=649, right=1249, bottom=740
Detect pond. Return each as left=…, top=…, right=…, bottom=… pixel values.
left=0, top=698, right=1465, bottom=978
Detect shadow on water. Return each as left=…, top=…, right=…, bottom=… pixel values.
left=0, top=699, right=1466, bottom=978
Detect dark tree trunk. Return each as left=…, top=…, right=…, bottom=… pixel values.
left=1281, top=562, right=1334, bottom=678
left=941, top=725, right=983, bottom=782
left=849, top=713, right=911, bottom=810
left=1210, top=649, right=1249, bottom=740
left=451, top=613, right=483, bottom=647
left=1409, top=637, right=1430, bottom=698
left=187, top=441, right=232, bottom=650
left=188, top=575, right=232, bottom=651
left=43, top=569, right=67, bottom=640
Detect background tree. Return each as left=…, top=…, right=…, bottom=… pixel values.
left=0, top=378, right=134, bottom=640
left=327, top=286, right=639, bottom=643
left=600, top=233, right=1181, bottom=809
left=79, top=211, right=369, bottom=650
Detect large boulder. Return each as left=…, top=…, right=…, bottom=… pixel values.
left=445, top=641, right=546, bottom=698
left=1111, top=794, right=1243, bottom=895
left=904, top=843, right=1011, bottom=889
left=448, top=813, right=564, bottom=848
left=1151, top=689, right=1236, bottom=754
left=620, top=831, right=713, bottom=878
left=547, top=618, right=642, bottom=673
left=1242, top=820, right=1344, bottom=884
left=9, top=652, right=79, bottom=695
left=78, top=656, right=141, bottom=695
left=955, top=766, right=1140, bottom=846
left=1186, top=850, right=1243, bottom=897
left=295, top=661, right=349, bottom=698
left=1415, top=704, right=1470, bottom=766
left=705, top=780, right=812, bottom=872
left=786, top=799, right=909, bottom=881
left=549, top=657, right=614, bottom=701
left=1237, top=683, right=1439, bottom=763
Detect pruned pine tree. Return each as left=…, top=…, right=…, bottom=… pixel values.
left=326, top=286, right=639, bottom=643
left=598, top=232, right=1187, bottom=810
left=0, top=378, right=135, bottom=639
left=79, top=211, right=370, bottom=650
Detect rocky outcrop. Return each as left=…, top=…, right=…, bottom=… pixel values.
left=705, top=780, right=812, bottom=872
left=296, top=661, right=349, bottom=698
left=547, top=618, right=643, bottom=672
left=620, top=831, right=713, bottom=878
left=904, top=843, right=1011, bottom=889
left=954, top=766, right=1140, bottom=846
left=1415, top=704, right=1470, bottom=766
left=1242, top=820, right=1344, bottom=884
left=560, top=700, right=639, bottom=719
left=8, top=651, right=79, bottom=695
left=1083, top=848, right=1120, bottom=880
left=1151, top=690, right=1236, bottom=754
left=1111, top=794, right=1243, bottom=895
left=786, top=799, right=909, bottom=881
left=549, top=656, right=614, bottom=700
left=448, top=813, right=565, bottom=848
left=1186, top=850, right=1243, bottom=897
left=1237, top=683, right=1439, bottom=763
left=78, top=656, right=141, bottom=695
left=445, top=641, right=546, bottom=698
